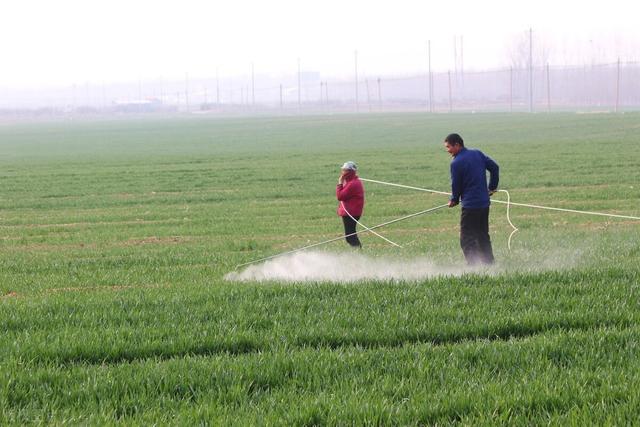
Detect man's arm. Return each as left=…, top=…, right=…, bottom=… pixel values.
left=485, top=154, right=499, bottom=192
left=449, top=162, right=462, bottom=207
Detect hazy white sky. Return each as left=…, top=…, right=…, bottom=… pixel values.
left=1, top=0, right=638, bottom=87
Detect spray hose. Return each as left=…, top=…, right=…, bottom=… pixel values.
left=340, top=201, right=402, bottom=248
left=497, top=189, right=519, bottom=250
left=361, top=178, right=640, bottom=220
left=361, top=177, right=640, bottom=250
left=235, top=203, right=448, bottom=269
left=235, top=178, right=638, bottom=270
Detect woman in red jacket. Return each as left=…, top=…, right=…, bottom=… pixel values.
left=336, top=161, right=365, bottom=248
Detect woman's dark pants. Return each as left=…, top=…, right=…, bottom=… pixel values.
left=342, top=215, right=362, bottom=248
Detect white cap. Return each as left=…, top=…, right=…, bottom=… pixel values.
left=341, top=161, right=357, bottom=171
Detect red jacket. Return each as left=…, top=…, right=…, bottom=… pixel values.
left=336, top=174, right=365, bottom=217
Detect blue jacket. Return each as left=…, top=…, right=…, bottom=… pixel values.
left=450, top=147, right=499, bottom=209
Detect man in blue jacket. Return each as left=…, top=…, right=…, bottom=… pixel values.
left=444, top=133, right=499, bottom=265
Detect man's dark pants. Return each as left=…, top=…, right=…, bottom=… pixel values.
left=460, top=207, right=494, bottom=265
left=342, top=216, right=362, bottom=248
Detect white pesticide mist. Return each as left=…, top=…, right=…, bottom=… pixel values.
left=226, top=251, right=479, bottom=283
left=225, top=245, right=591, bottom=283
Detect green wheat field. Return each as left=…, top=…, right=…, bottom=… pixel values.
left=1, top=113, right=639, bottom=425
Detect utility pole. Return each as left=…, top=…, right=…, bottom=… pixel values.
left=185, top=72, right=190, bottom=112
left=615, top=57, right=621, bottom=113
left=448, top=70, right=452, bottom=113
left=216, top=68, right=220, bottom=105
left=377, top=77, right=382, bottom=111
left=509, top=66, right=513, bottom=113
left=279, top=84, right=283, bottom=112
left=428, top=40, right=433, bottom=113
left=325, top=81, right=329, bottom=105
left=297, top=58, right=301, bottom=112
left=546, top=63, right=551, bottom=113
left=251, top=62, right=255, bottom=107
left=354, top=50, right=359, bottom=112
left=365, top=79, right=372, bottom=112
left=460, top=35, right=464, bottom=82
left=529, top=28, right=533, bottom=113
left=453, top=36, right=458, bottom=77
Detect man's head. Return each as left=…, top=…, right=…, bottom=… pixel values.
left=444, top=133, right=464, bottom=157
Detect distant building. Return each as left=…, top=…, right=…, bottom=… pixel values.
left=113, top=98, right=163, bottom=112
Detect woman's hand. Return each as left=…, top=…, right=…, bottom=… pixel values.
left=338, top=171, right=348, bottom=185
